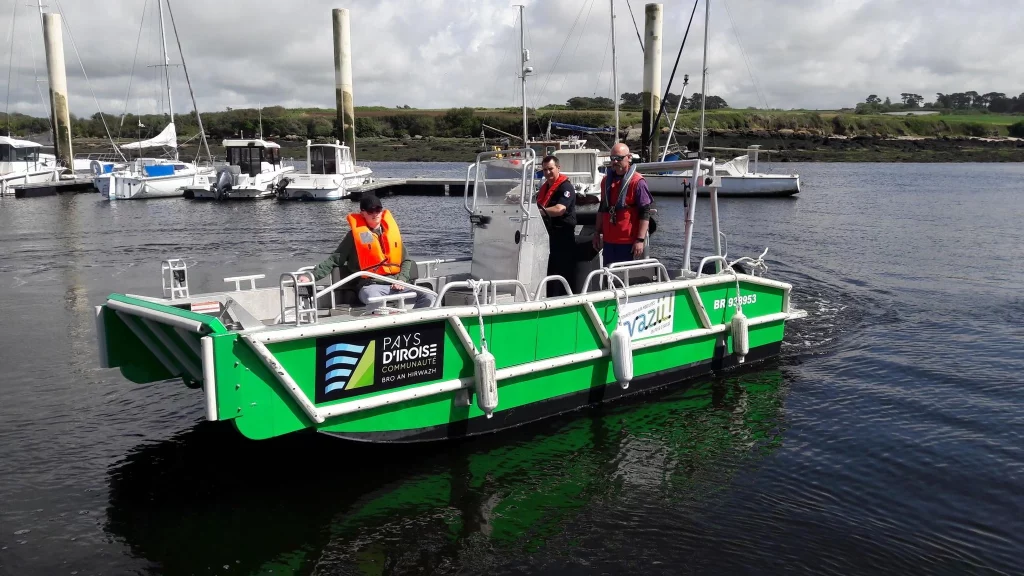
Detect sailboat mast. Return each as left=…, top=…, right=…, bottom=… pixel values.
left=697, top=0, right=710, bottom=155
left=156, top=0, right=177, bottom=159
left=610, top=0, right=619, bottom=143
left=519, top=4, right=528, bottom=145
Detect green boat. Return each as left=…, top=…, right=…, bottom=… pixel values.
left=94, top=149, right=806, bottom=442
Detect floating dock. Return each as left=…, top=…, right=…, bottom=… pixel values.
left=12, top=178, right=96, bottom=198
left=348, top=177, right=473, bottom=200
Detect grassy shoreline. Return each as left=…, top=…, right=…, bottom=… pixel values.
left=72, top=132, right=1024, bottom=163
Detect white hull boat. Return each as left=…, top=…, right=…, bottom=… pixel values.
left=639, top=147, right=800, bottom=198
left=638, top=145, right=798, bottom=196
left=186, top=138, right=294, bottom=200
left=277, top=140, right=373, bottom=201
left=101, top=166, right=213, bottom=200
left=1, top=137, right=61, bottom=195
left=644, top=172, right=801, bottom=197
left=101, top=124, right=215, bottom=200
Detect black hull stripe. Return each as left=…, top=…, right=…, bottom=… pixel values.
left=320, top=341, right=782, bottom=444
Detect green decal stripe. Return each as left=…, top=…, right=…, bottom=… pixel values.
left=346, top=340, right=376, bottom=390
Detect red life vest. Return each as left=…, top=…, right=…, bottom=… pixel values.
left=600, top=171, right=645, bottom=244
left=537, top=174, right=569, bottom=209
left=347, top=209, right=403, bottom=276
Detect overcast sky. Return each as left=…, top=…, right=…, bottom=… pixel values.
left=1, top=0, right=1021, bottom=120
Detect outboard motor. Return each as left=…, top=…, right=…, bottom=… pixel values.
left=89, top=160, right=103, bottom=176
left=211, top=166, right=234, bottom=201
left=274, top=177, right=290, bottom=198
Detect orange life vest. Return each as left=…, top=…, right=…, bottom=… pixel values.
left=600, top=170, right=645, bottom=244
left=347, top=209, right=403, bottom=276
left=537, top=174, right=569, bottom=209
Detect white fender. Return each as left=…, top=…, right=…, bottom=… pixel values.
left=731, top=310, right=749, bottom=363
left=474, top=349, right=498, bottom=418
left=609, top=326, right=633, bottom=389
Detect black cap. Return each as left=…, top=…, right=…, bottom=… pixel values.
left=359, top=194, right=383, bottom=212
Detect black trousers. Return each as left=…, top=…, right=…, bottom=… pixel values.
left=546, top=226, right=578, bottom=297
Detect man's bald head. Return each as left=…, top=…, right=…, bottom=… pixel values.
left=610, top=143, right=631, bottom=175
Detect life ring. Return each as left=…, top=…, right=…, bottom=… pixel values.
left=90, top=160, right=103, bottom=176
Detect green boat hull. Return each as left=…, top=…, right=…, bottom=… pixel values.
left=97, top=276, right=799, bottom=442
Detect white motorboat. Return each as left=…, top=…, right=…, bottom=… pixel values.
left=552, top=147, right=605, bottom=199
left=639, top=146, right=800, bottom=198
left=186, top=139, right=294, bottom=200
left=276, top=140, right=372, bottom=201
left=0, top=136, right=61, bottom=195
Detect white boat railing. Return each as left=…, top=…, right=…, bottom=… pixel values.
left=434, top=279, right=532, bottom=307
left=278, top=269, right=440, bottom=325
left=581, top=259, right=670, bottom=293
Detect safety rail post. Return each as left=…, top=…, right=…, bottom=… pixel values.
left=279, top=272, right=318, bottom=326
left=161, top=258, right=189, bottom=299
left=223, top=274, right=265, bottom=291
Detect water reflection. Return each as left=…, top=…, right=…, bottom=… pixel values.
left=106, top=368, right=788, bottom=574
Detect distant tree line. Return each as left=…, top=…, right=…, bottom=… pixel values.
left=856, top=91, right=1024, bottom=114
left=547, top=93, right=729, bottom=111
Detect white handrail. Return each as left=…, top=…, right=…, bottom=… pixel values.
left=313, top=270, right=437, bottom=302
left=534, top=275, right=573, bottom=299
left=223, top=274, right=265, bottom=291
left=434, top=279, right=531, bottom=307
left=582, top=260, right=670, bottom=293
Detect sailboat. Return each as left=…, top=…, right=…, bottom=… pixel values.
left=634, top=1, right=800, bottom=197
left=98, top=0, right=213, bottom=200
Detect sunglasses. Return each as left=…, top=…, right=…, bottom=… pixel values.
left=363, top=207, right=383, bottom=215
left=609, top=154, right=627, bottom=162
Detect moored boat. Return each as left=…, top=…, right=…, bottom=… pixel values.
left=185, top=139, right=294, bottom=200
left=276, top=140, right=372, bottom=201
left=94, top=148, right=805, bottom=442
left=0, top=136, right=61, bottom=195
left=640, top=146, right=801, bottom=198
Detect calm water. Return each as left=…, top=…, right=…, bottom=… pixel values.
left=1, top=162, right=1022, bottom=575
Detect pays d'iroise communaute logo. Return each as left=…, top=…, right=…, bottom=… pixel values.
left=323, top=342, right=375, bottom=395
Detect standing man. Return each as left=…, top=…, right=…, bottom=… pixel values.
left=310, top=195, right=434, bottom=311
left=537, top=154, right=578, bottom=296
left=592, top=142, right=653, bottom=266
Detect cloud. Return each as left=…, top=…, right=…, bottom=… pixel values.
left=0, top=0, right=1019, bottom=122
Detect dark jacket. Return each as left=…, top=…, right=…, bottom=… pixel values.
left=542, top=178, right=578, bottom=230
left=312, top=231, right=415, bottom=289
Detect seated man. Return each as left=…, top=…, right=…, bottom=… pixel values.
left=309, top=194, right=435, bottom=311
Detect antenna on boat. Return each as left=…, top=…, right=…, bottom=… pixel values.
left=697, top=0, right=710, bottom=156
left=516, top=4, right=532, bottom=145
left=660, top=74, right=689, bottom=161
left=258, top=101, right=263, bottom=140
left=610, top=0, right=619, bottom=143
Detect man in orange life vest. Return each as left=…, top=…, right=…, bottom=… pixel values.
left=592, top=142, right=653, bottom=266
left=537, top=154, right=577, bottom=296
left=309, top=195, right=434, bottom=311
